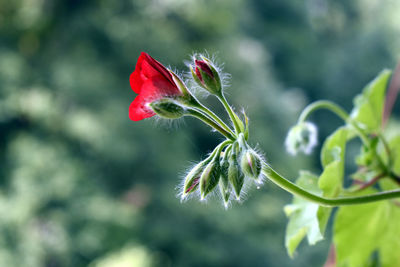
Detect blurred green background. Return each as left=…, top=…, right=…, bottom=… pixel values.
left=0, top=0, right=399, bottom=266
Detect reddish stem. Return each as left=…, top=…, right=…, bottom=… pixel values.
left=382, top=61, right=400, bottom=128
left=355, top=173, right=385, bottom=192
left=324, top=244, right=336, bottom=267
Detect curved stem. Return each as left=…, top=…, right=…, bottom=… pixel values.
left=298, top=100, right=371, bottom=146
left=297, top=102, right=394, bottom=187
left=186, top=109, right=235, bottom=140
left=298, top=100, right=349, bottom=123
left=262, top=163, right=400, bottom=207
left=218, top=93, right=242, bottom=134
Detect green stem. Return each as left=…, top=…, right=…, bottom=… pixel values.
left=298, top=102, right=393, bottom=186
left=186, top=109, right=235, bottom=140
left=262, top=163, right=400, bottom=207
left=218, top=93, right=242, bottom=134
left=298, top=100, right=370, bottom=145
left=298, top=100, right=348, bottom=122
left=191, top=101, right=236, bottom=137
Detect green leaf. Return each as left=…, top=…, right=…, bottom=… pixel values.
left=379, top=135, right=400, bottom=191
left=284, top=171, right=324, bottom=257
left=385, top=135, right=400, bottom=175
left=284, top=128, right=350, bottom=257
left=321, top=126, right=348, bottom=169
left=318, top=127, right=349, bottom=232
left=350, top=69, right=391, bottom=133
left=379, top=204, right=400, bottom=267
left=334, top=191, right=400, bottom=267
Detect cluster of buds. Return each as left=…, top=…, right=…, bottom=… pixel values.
left=129, top=52, right=264, bottom=207
left=285, top=121, right=318, bottom=156
left=181, top=134, right=264, bottom=208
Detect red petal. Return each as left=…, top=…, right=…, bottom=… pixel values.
left=142, top=53, right=175, bottom=85
left=150, top=76, right=181, bottom=96
left=195, top=60, right=213, bottom=78
left=128, top=77, right=179, bottom=121
left=129, top=52, right=183, bottom=121
left=129, top=89, right=156, bottom=121
left=130, top=52, right=146, bottom=94
left=130, top=52, right=178, bottom=95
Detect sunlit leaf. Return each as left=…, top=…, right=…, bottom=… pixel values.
left=379, top=204, right=400, bottom=267
left=350, top=70, right=391, bottom=133
left=334, top=189, right=400, bottom=267
left=284, top=171, right=323, bottom=257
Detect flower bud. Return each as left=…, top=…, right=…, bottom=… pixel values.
left=285, top=122, right=318, bottom=155
left=228, top=151, right=244, bottom=199
left=219, top=154, right=231, bottom=205
left=149, top=98, right=185, bottom=119
left=191, top=57, right=222, bottom=95
left=199, top=157, right=221, bottom=199
left=182, top=159, right=210, bottom=198
left=240, top=150, right=262, bottom=180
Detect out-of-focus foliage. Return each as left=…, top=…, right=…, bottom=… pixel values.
left=0, top=0, right=399, bottom=266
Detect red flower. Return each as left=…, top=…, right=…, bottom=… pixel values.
left=129, top=52, right=183, bottom=121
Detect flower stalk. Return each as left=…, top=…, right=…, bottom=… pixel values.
left=261, top=163, right=400, bottom=207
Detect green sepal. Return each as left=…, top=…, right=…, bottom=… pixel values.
left=219, top=155, right=231, bottom=204
left=182, top=158, right=210, bottom=197
left=227, top=149, right=244, bottom=199
left=199, top=156, right=221, bottom=199
left=150, top=99, right=185, bottom=119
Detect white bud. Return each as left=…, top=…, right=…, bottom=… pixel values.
left=285, top=122, right=318, bottom=156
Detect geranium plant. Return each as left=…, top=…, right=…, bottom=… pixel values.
left=129, top=52, right=400, bottom=266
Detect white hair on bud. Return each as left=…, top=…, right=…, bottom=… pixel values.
left=149, top=111, right=186, bottom=132
left=176, top=160, right=202, bottom=203
left=285, top=121, right=318, bottom=156
left=302, top=122, right=318, bottom=154
left=184, top=51, right=231, bottom=96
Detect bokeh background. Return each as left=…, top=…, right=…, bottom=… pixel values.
left=1, top=0, right=400, bottom=266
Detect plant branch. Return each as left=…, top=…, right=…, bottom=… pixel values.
left=298, top=100, right=371, bottom=146
left=353, top=173, right=385, bottom=192
left=191, top=101, right=236, bottom=137
left=186, top=109, right=235, bottom=140
left=218, top=93, right=242, bottom=134
left=262, top=163, right=400, bottom=207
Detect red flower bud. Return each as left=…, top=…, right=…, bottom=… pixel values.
left=191, top=57, right=222, bottom=95
left=195, top=60, right=214, bottom=81
left=129, top=52, right=184, bottom=121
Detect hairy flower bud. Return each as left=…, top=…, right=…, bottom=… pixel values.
left=285, top=122, right=318, bottom=155
left=240, top=150, right=262, bottom=180
left=182, top=159, right=210, bottom=198
left=228, top=151, right=244, bottom=199
left=199, top=157, right=221, bottom=199
left=149, top=98, right=185, bottom=119
left=191, top=57, right=222, bottom=95
left=219, top=153, right=231, bottom=206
